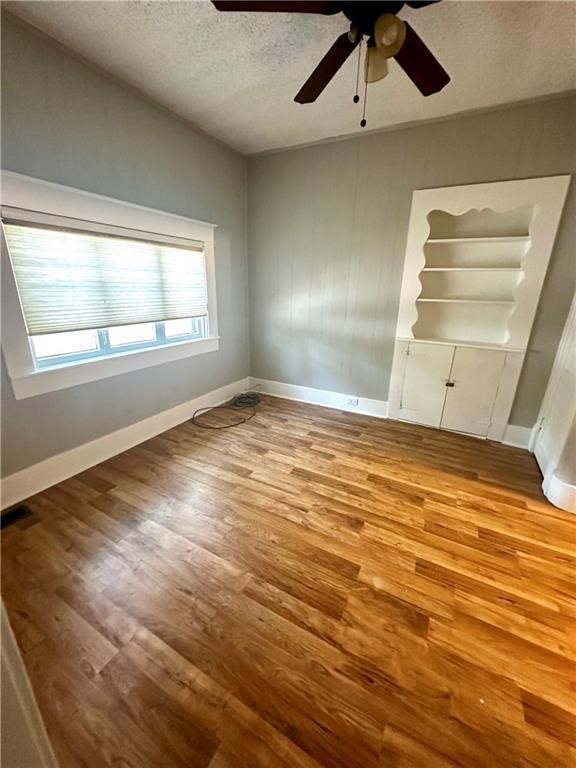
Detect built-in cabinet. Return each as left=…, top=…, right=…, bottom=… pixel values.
left=394, top=341, right=514, bottom=437
left=389, top=176, right=570, bottom=442
left=441, top=346, right=505, bottom=436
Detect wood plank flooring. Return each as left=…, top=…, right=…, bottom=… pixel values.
left=2, top=396, right=575, bottom=768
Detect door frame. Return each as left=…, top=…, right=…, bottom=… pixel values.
left=531, top=294, right=576, bottom=510
left=1, top=601, right=59, bottom=767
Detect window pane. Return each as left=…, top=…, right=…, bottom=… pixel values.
left=164, top=318, right=194, bottom=338
left=31, top=329, right=99, bottom=359
left=108, top=323, right=156, bottom=347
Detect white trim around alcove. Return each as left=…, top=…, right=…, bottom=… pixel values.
left=395, top=175, right=571, bottom=348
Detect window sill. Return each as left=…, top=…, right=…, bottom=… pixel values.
left=9, top=336, right=220, bottom=400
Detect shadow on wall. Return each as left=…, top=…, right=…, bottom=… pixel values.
left=263, top=293, right=395, bottom=398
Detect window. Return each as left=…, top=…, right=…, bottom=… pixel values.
left=30, top=317, right=208, bottom=368
left=4, top=221, right=210, bottom=370
left=1, top=171, right=218, bottom=399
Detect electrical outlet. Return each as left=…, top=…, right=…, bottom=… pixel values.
left=345, top=397, right=359, bottom=407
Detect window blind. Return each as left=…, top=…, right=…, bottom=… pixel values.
left=3, top=222, right=208, bottom=335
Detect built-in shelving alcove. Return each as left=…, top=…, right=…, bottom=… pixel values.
left=389, top=176, right=571, bottom=442
left=412, top=206, right=533, bottom=346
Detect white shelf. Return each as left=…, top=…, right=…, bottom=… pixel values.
left=426, top=236, right=530, bottom=244
left=421, top=267, right=521, bottom=273
left=402, top=336, right=525, bottom=352
left=416, top=298, right=515, bottom=305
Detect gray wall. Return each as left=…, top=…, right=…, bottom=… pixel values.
left=248, top=95, right=576, bottom=427
left=1, top=15, right=249, bottom=476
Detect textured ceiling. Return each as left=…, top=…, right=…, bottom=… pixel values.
left=5, top=0, right=576, bottom=155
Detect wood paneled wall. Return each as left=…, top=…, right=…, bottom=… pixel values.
left=248, top=95, right=575, bottom=427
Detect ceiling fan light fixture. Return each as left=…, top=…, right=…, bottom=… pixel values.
left=364, top=45, right=389, bottom=83
left=375, top=13, right=406, bottom=59
left=382, top=26, right=399, bottom=47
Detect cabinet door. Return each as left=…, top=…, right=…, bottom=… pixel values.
left=398, top=343, right=454, bottom=427
left=441, top=347, right=506, bottom=436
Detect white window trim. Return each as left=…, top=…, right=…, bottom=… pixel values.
left=1, top=171, right=219, bottom=400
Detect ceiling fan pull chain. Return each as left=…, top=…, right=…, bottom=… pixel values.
left=360, top=76, right=368, bottom=127
left=353, top=40, right=362, bottom=104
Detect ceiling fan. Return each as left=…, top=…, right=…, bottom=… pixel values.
left=211, top=1, right=450, bottom=107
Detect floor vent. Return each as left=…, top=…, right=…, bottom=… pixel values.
left=1, top=505, right=33, bottom=530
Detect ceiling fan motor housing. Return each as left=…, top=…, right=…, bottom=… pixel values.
left=340, top=1, right=406, bottom=40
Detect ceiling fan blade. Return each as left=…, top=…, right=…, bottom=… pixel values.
left=394, top=22, right=449, bottom=96
left=212, top=1, right=340, bottom=13
left=406, top=1, right=441, bottom=7
left=295, top=31, right=360, bottom=104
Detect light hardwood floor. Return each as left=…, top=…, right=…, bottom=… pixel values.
left=2, top=396, right=575, bottom=768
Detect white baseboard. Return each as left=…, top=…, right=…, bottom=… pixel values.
left=502, top=423, right=535, bottom=450
left=253, top=377, right=538, bottom=452
left=250, top=377, right=389, bottom=419
left=543, top=471, right=576, bottom=513
left=1, top=377, right=251, bottom=510
left=1, top=374, right=538, bottom=510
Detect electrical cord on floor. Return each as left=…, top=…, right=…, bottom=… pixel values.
left=190, top=391, right=261, bottom=429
